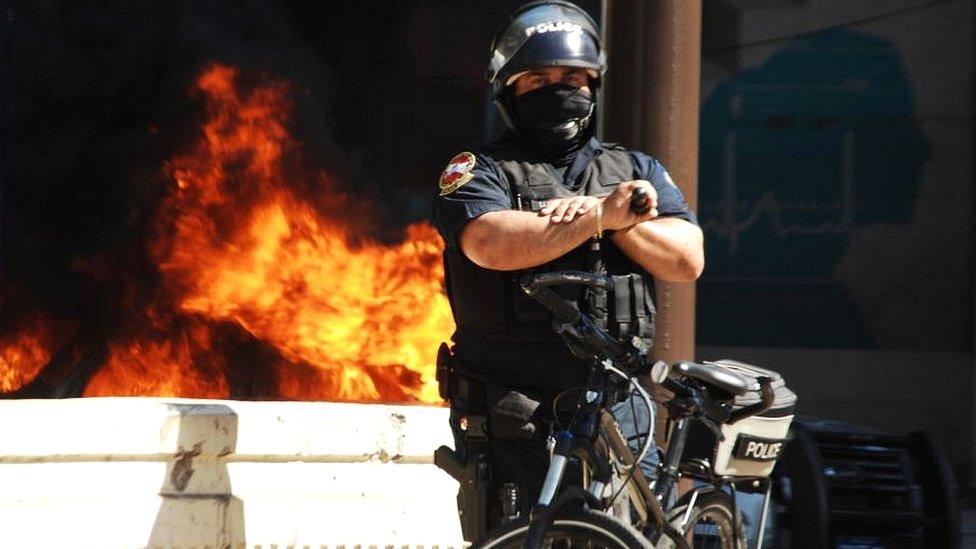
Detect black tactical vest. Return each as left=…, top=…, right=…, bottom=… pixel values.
left=445, top=143, right=657, bottom=348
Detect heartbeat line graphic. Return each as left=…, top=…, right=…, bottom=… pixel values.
left=702, top=131, right=857, bottom=255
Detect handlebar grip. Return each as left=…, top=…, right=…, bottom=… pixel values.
left=518, top=273, right=608, bottom=325
left=521, top=285, right=580, bottom=325
left=521, top=271, right=613, bottom=291
left=630, top=187, right=651, bottom=215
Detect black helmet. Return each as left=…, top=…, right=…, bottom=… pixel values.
left=487, top=1, right=605, bottom=130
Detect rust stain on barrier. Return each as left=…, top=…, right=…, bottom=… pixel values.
left=391, top=412, right=406, bottom=456
left=170, top=442, right=202, bottom=491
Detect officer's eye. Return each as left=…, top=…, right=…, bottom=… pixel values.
left=564, top=71, right=587, bottom=86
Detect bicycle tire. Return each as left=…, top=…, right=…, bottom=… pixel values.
left=663, top=491, right=746, bottom=549
left=475, top=507, right=653, bottom=549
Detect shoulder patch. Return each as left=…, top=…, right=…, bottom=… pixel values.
left=439, top=152, right=477, bottom=196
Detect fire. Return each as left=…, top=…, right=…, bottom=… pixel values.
left=86, top=323, right=230, bottom=398
left=0, top=316, right=54, bottom=393
left=0, top=312, right=77, bottom=393
left=84, top=64, right=454, bottom=403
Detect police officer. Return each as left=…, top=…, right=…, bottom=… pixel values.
left=432, top=1, right=704, bottom=541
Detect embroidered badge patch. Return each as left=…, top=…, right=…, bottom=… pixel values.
left=439, top=152, right=477, bottom=196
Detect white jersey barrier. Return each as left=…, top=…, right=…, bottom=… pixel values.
left=0, top=398, right=463, bottom=548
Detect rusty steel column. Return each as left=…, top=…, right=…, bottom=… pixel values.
left=602, top=1, right=702, bottom=452
left=601, top=0, right=702, bottom=364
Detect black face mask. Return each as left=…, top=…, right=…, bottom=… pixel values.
left=513, top=84, right=595, bottom=161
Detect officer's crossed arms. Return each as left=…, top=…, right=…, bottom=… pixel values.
left=539, top=182, right=657, bottom=223
left=459, top=179, right=703, bottom=282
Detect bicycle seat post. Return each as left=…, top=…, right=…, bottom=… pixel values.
left=656, top=417, right=692, bottom=506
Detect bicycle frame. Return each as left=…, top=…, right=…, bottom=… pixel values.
left=528, top=373, right=772, bottom=549
left=516, top=271, right=778, bottom=549
left=526, top=359, right=689, bottom=549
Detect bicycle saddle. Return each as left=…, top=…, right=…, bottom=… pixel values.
left=673, top=361, right=754, bottom=396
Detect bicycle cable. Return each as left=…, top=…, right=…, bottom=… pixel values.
left=629, top=387, right=645, bottom=458
left=604, top=362, right=656, bottom=470
left=545, top=363, right=658, bottom=509
left=552, top=388, right=576, bottom=413
left=602, top=363, right=657, bottom=508
left=551, top=386, right=584, bottom=432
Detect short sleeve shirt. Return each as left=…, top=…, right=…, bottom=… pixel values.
left=431, top=138, right=698, bottom=389
left=433, top=138, right=697, bottom=255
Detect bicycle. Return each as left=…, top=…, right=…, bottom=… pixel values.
left=473, top=270, right=796, bottom=549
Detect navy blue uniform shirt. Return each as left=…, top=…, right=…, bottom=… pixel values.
left=433, top=137, right=697, bottom=389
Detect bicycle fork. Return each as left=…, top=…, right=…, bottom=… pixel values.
left=538, top=431, right=573, bottom=506
left=532, top=416, right=690, bottom=549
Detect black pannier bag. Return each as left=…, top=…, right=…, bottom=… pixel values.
left=681, top=359, right=797, bottom=477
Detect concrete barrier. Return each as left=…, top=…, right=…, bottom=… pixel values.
left=0, top=398, right=463, bottom=548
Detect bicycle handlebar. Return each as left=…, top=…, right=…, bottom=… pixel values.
left=519, top=272, right=642, bottom=369
left=518, top=275, right=584, bottom=325
left=520, top=271, right=615, bottom=292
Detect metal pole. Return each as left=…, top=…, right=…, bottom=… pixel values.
left=602, top=0, right=702, bottom=445
left=602, top=0, right=701, bottom=363
left=640, top=0, right=701, bottom=365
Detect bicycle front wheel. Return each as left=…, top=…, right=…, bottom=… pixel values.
left=664, top=491, right=746, bottom=549
left=476, top=507, right=652, bottom=549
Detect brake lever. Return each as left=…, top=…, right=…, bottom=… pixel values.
left=663, top=386, right=726, bottom=443
left=552, top=320, right=595, bottom=360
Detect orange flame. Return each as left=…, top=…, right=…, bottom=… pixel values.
left=86, top=322, right=229, bottom=398
left=0, top=313, right=77, bottom=393
left=84, top=64, right=453, bottom=403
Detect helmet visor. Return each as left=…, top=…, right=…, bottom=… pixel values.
left=488, top=4, right=602, bottom=83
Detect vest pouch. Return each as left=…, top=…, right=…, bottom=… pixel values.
left=611, top=274, right=656, bottom=343
left=487, top=389, right=541, bottom=440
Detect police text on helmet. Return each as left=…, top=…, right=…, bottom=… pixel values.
left=524, top=21, right=583, bottom=38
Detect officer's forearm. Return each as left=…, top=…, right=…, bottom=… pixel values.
left=611, top=218, right=704, bottom=282
left=459, top=209, right=598, bottom=271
